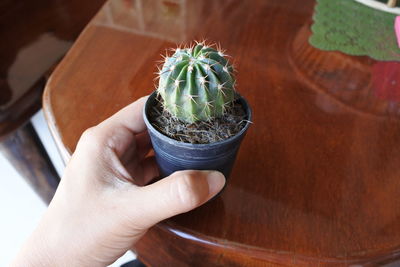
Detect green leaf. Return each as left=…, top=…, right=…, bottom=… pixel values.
left=309, top=0, right=400, bottom=61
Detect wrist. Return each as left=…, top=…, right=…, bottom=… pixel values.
left=11, top=209, right=88, bottom=267
left=11, top=226, right=56, bottom=266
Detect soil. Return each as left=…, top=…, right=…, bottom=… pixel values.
left=149, top=97, right=249, bottom=144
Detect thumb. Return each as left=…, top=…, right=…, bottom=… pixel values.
left=132, top=170, right=225, bottom=229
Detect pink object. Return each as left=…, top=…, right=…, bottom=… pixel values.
left=396, top=16, right=400, bottom=48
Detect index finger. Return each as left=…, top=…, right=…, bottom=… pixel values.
left=87, top=96, right=149, bottom=157
left=99, top=96, right=148, bottom=134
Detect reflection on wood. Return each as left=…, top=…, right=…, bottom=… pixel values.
left=95, top=0, right=187, bottom=42
left=289, top=23, right=400, bottom=118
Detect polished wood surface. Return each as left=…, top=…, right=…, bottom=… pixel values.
left=0, top=122, right=59, bottom=204
left=43, top=0, right=400, bottom=265
left=0, top=0, right=105, bottom=138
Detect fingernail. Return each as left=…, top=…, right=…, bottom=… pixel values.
left=206, top=171, right=226, bottom=196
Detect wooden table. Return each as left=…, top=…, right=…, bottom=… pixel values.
left=0, top=0, right=105, bottom=203
left=43, top=0, right=400, bottom=265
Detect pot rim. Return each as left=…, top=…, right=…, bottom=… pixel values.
left=143, top=91, right=252, bottom=148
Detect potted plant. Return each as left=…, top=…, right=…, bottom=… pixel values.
left=143, top=41, right=252, bottom=178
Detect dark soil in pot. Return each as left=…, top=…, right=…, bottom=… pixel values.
left=148, top=94, right=249, bottom=144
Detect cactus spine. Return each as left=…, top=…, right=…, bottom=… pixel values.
left=157, top=42, right=236, bottom=123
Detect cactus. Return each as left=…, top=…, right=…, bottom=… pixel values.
left=156, top=42, right=236, bottom=123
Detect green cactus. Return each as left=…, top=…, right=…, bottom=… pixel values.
left=156, top=42, right=236, bottom=123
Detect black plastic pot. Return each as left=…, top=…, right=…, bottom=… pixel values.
left=143, top=91, right=252, bottom=178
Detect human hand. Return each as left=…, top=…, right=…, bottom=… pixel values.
left=12, top=96, right=225, bottom=267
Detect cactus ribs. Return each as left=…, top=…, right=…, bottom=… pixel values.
left=150, top=41, right=249, bottom=144
left=156, top=41, right=236, bottom=123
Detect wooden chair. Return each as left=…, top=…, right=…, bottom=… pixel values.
left=0, top=0, right=105, bottom=204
